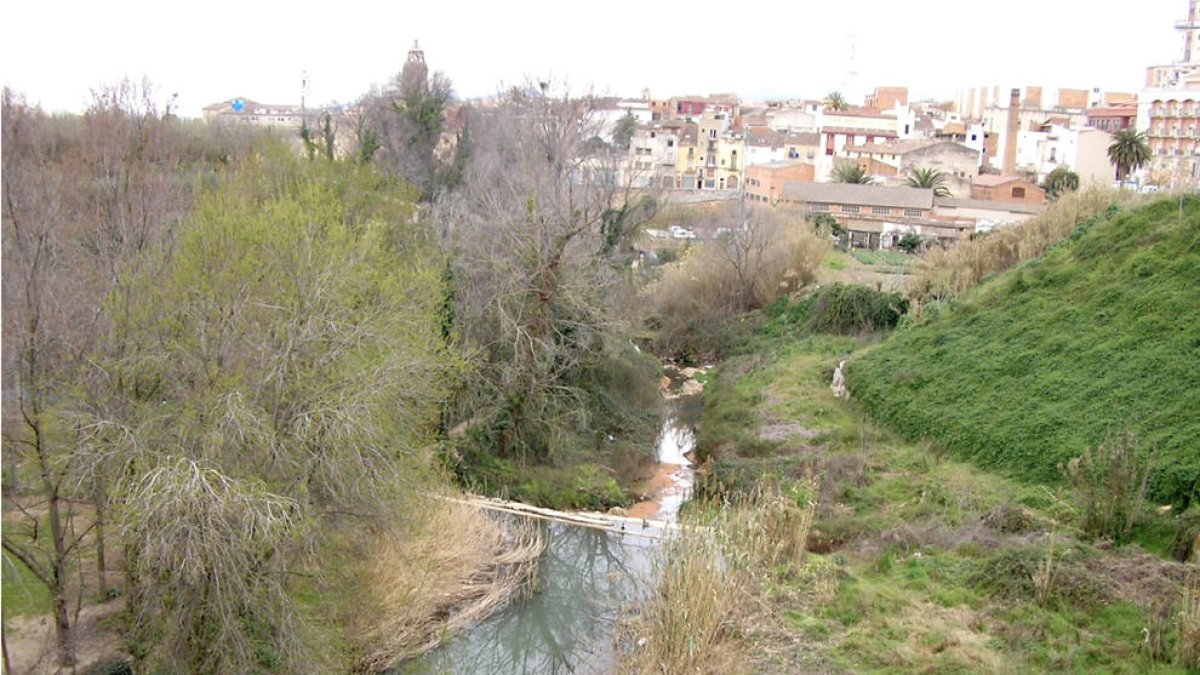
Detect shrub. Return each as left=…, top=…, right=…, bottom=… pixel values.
left=806, top=283, right=908, bottom=335
left=1063, top=431, right=1151, bottom=545
left=647, top=205, right=826, bottom=360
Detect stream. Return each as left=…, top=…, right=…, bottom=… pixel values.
left=400, top=373, right=703, bottom=674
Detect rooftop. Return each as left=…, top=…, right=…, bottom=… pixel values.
left=781, top=182, right=934, bottom=210
left=842, top=138, right=945, bottom=155
left=971, top=174, right=1031, bottom=187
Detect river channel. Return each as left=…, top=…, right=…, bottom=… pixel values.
left=400, top=376, right=703, bottom=674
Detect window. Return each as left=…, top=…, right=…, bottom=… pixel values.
left=709, top=129, right=717, bottom=139
left=872, top=206, right=890, bottom=215
left=904, top=208, right=923, bottom=217
left=1011, top=187, right=1026, bottom=198
left=650, top=132, right=656, bottom=138
left=667, top=140, right=674, bottom=147
left=843, top=205, right=860, bottom=213
left=813, top=203, right=830, bottom=212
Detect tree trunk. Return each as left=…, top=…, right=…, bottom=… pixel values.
left=94, top=481, right=109, bottom=597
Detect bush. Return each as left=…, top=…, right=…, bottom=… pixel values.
left=969, top=545, right=1106, bottom=608
left=806, top=284, right=908, bottom=335
left=1063, top=431, right=1151, bottom=545
left=647, top=206, right=826, bottom=360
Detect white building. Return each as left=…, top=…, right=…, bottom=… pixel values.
left=1014, top=125, right=1114, bottom=185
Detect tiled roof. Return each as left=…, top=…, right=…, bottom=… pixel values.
left=934, top=197, right=1044, bottom=214
left=752, top=160, right=813, bottom=170
left=781, top=182, right=934, bottom=209
left=842, top=138, right=943, bottom=155
left=971, top=174, right=1029, bottom=187
left=826, top=109, right=892, bottom=119
left=822, top=127, right=898, bottom=137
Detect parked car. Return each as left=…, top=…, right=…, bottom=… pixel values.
left=669, top=226, right=696, bottom=240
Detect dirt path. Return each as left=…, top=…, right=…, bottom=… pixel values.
left=6, top=598, right=125, bottom=674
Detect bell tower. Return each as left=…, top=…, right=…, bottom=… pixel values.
left=401, top=40, right=429, bottom=96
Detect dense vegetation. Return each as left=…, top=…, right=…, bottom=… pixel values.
left=1, top=74, right=666, bottom=671
left=848, top=197, right=1200, bottom=506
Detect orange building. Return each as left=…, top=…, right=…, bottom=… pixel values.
left=969, top=174, right=1046, bottom=204
left=745, top=161, right=815, bottom=205
left=864, top=86, right=909, bottom=111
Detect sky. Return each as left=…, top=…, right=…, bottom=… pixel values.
left=0, top=0, right=1188, bottom=117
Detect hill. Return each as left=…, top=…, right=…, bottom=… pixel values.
left=848, top=196, right=1200, bottom=505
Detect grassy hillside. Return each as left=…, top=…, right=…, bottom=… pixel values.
left=848, top=196, right=1200, bottom=505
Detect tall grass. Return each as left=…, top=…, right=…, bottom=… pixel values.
left=623, top=479, right=818, bottom=673
left=906, top=187, right=1142, bottom=313
left=352, top=498, right=542, bottom=672
left=1063, top=431, right=1151, bottom=545
left=1176, top=572, right=1200, bottom=669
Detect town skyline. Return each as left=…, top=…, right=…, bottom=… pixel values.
left=0, top=0, right=1185, bottom=117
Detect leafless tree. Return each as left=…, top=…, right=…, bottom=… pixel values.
left=1, top=87, right=93, bottom=669
left=438, top=80, right=659, bottom=462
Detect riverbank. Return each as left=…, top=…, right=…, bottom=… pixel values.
left=653, top=332, right=1198, bottom=673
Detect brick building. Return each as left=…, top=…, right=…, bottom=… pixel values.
left=969, top=174, right=1046, bottom=204
left=745, top=162, right=815, bottom=204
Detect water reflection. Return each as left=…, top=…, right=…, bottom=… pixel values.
left=402, top=395, right=701, bottom=675
left=398, top=522, right=658, bottom=674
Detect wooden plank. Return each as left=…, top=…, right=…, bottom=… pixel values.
left=431, top=493, right=688, bottom=539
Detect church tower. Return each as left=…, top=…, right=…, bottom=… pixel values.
left=401, top=41, right=429, bottom=97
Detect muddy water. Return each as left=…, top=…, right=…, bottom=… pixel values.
left=400, top=384, right=702, bottom=675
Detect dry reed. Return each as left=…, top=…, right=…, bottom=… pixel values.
left=1176, top=571, right=1200, bottom=668
left=353, top=498, right=542, bottom=673
left=623, top=478, right=818, bottom=674
left=906, top=187, right=1144, bottom=314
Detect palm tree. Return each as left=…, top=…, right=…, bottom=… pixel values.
left=905, top=167, right=951, bottom=197
left=1107, top=129, right=1150, bottom=185
left=824, top=91, right=849, bottom=112
left=832, top=163, right=874, bottom=184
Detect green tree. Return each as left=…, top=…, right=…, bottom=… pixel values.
left=824, top=91, right=849, bottom=112
left=896, top=231, right=923, bottom=253
left=832, top=163, right=874, bottom=184
left=1107, top=128, right=1150, bottom=184
left=96, top=147, right=457, bottom=672
left=810, top=212, right=845, bottom=236
left=1042, top=167, right=1080, bottom=200
left=612, top=111, right=637, bottom=150
left=905, top=167, right=951, bottom=197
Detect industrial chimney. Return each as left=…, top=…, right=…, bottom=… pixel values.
left=1002, top=88, right=1020, bottom=176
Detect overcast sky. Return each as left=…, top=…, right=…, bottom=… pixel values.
left=0, top=0, right=1188, bottom=117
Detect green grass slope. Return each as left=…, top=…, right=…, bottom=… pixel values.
left=848, top=197, right=1200, bottom=505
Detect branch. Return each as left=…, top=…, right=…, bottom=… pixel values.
left=1, top=537, right=52, bottom=588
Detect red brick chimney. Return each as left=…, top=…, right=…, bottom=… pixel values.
left=1002, top=88, right=1020, bottom=175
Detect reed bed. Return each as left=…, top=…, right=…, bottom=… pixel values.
left=353, top=498, right=542, bottom=673
left=622, top=479, right=818, bottom=674
left=906, top=187, right=1145, bottom=313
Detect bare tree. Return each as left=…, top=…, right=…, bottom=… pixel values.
left=439, top=81, right=658, bottom=462
left=1, top=87, right=92, bottom=669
